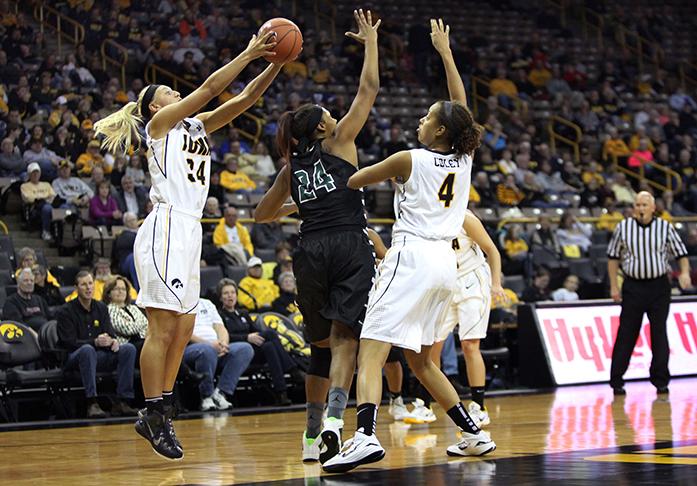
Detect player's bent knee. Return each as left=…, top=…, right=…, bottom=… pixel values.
left=461, top=339, right=481, bottom=354
left=308, top=345, right=331, bottom=378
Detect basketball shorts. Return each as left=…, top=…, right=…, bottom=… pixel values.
left=293, top=229, right=375, bottom=343
left=437, top=262, right=492, bottom=342
left=134, top=203, right=202, bottom=314
left=361, top=236, right=457, bottom=353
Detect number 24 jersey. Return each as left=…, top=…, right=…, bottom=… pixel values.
left=145, top=117, right=211, bottom=217
left=392, top=148, right=472, bottom=242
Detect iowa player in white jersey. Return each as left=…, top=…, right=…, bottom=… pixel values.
left=430, top=210, right=505, bottom=428
left=323, top=20, right=494, bottom=473
left=255, top=10, right=381, bottom=465
left=94, top=32, right=281, bottom=460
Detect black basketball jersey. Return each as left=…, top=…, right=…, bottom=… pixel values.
left=289, top=142, right=366, bottom=235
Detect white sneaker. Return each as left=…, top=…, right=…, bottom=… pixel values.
left=319, top=416, right=343, bottom=464
left=41, top=230, right=52, bottom=241
left=467, top=401, right=490, bottom=427
left=211, top=388, right=232, bottom=410
left=388, top=396, right=413, bottom=421
left=302, top=431, right=321, bottom=462
left=446, top=430, right=496, bottom=457
left=403, top=399, right=436, bottom=424
left=200, top=396, right=216, bottom=411
left=322, top=431, right=385, bottom=473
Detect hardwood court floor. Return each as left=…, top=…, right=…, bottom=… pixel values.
left=1, top=378, right=696, bottom=485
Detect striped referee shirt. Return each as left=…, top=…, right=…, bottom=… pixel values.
left=607, top=217, right=688, bottom=280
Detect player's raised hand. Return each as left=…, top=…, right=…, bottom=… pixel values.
left=244, top=31, right=277, bottom=60
left=430, top=18, right=451, bottom=55
left=345, top=9, right=381, bottom=44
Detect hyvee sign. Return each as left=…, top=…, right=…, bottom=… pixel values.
left=535, top=302, right=697, bottom=385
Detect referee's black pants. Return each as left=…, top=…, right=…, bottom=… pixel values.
left=610, top=275, right=671, bottom=389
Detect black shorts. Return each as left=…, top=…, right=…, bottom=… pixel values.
left=293, top=229, right=375, bottom=343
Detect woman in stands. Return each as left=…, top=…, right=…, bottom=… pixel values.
left=93, top=31, right=281, bottom=460
left=254, top=9, right=381, bottom=464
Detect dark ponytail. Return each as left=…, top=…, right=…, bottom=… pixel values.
left=275, top=104, right=326, bottom=162
left=436, top=100, right=483, bottom=157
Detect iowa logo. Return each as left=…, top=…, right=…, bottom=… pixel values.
left=0, top=322, right=24, bottom=342
left=171, top=278, right=183, bottom=289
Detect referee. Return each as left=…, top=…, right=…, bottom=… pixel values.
left=607, top=191, right=692, bottom=395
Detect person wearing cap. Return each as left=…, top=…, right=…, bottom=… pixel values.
left=213, top=205, right=254, bottom=265
left=52, top=159, right=93, bottom=209
left=20, top=162, right=56, bottom=241
left=219, top=153, right=257, bottom=193
left=76, top=139, right=110, bottom=176
left=237, top=256, right=280, bottom=311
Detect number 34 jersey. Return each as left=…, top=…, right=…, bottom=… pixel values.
left=145, top=117, right=211, bottom=217
left=392, top=148, right=472, bottom=242
left=289, top=141, right=366, bottom=235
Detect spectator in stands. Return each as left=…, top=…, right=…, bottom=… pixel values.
left=213, top=206, right=253, bottom=265
left=581, top=161, right=605, bottom=187
left=628, top=138, right=654, bottom=169
left=125, top=154, right=146, bottom=187
left=655, top=197, right=673, bottom=223
left=110, top=155, right=127, bottom=188
left=557, top=211, right=593, bottom=254
left=86, top=166, right=108, bottom=194
left=103, top=276, right=147, bottom=354
left=602, top=127, right=631, bottom=162
left=381, top=125, right=409, bottom=159
left=551, top=274, right=580, bottom=302
left=685, top=228, right=697, bottom=256
left=272, top=271, right=299, bottom=317
left=52, top=159, right=93, bottom=210
left=248, top=141, right=277, bottom=183
left=15, top=247, right=59, bottom=287
left=490, top=68, right=518, bottom=109
left=471, top=171, right=497, bottom=207
left=2, top=268, right=51, bottom=332
left=251, top=220, right=286, bottom=250
left=208, top=171, right=225, bottom=206
left=596, top=199, right=623, bottom=232
left=76, top=139, right=109, bottom=176
left=22, top=138, right=61, bottom=181
left=238, top=257, right=279, bottom=311
left=20, top=162, right=55, bottom=241
left=219, top=154, right=257, bottom=194
left=0, top=136, right=24, bottom=176
left=57, top=271, right=137, bottom=418
left=32, top=264, right=63, bottom=306
left=89, top=180, right=122, bottom=227
left=112, top=212, right=140, bottom=288
left=537, top=159, right=578, bottom=195
left=202, top=196, right=222, bottom=233
left=530, top=214, right=561, bottom=256
left=497, top=174, right=525, bottom=207
left=183, top=297, right=254, bottom=411
left=611, top=173, right=637, bottom=206
left=217, top=279, right=301, bottom=406
left=114, top=175, right=147, bottom=218
left=522, top=267, right=551, bottom=302
left=66, top=258, right=136, bottom=303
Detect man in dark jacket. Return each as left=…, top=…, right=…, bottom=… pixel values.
left=114, top=175, right=147, bottom=218
left=57, top=270, right=137, bottom=418
left=2, top=268, right=51, bottom=332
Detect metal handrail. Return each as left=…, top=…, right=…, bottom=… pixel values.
left=144, top=64, right=264, bottom=145
left=547, top=116, right=582, bottom=162
left=497, top=215, right=697, bottom=231
left=101, top=39, right=129, bottom=90
left=32, top=2, right=85, bottom=56
left=614, top=24, right=664, bottom=76
left=612, top=153, right=681, bottom=193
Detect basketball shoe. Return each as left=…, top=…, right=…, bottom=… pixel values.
left=446, top=429, right=496, bottom=457
left=163, top=405, right=182, bottom=452
left=320, top=416, right=344, bottom=463
left=403, top=399, right=436, bottom=424
left=211, top=388, right=232, bottom=410
left=302, top=431, right=321, bottom=462
left=135, top=409, right=183, bottom=460
left=467, top=401, right=490, bottom=427
left=322, top=431, right=385, bottom=473
left=388, top=396, right=415, bottom=421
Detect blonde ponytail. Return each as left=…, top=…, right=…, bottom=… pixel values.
left=93, top=101, right=143, bottom=154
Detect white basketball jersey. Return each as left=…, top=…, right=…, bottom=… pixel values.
left=145, top=117, right=211, bottom=217
left=392, top=148, right=472, bottom=241
left=452, top=227, right=486, bottom=276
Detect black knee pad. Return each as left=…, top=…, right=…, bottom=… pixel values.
left=308, top=345, right=331, bottom=378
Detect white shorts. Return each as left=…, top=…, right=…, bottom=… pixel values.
left=438, top=263, right=491, bottom=342
left=134, top=203, right=201, bottom=314
left=361, top=236, right=456, bottom=353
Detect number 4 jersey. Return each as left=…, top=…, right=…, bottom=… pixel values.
left=289, top=142, right=366, bottom=235
left=392, top=148, right=472, bottom=241
left=145, top=117, right=211, bottom=217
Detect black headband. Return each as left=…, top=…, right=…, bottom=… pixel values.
left=443, top=100, right=454, bottom=122
left=140, top=84, right=161, bottom=120
left=292, top=105, right=324, bottom=153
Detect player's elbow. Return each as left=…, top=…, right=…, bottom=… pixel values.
left=347, top=174, right=361, bottom=190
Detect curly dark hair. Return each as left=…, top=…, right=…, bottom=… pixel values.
left=435, top=100, right=483, bottom=157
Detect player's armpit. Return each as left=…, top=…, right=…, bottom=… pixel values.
left=347, top=151, right=412, bottom=189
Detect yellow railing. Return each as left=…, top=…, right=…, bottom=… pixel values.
left=144, top=64, right=264, bottom=145
left=314, top=0, right=336, bottom=41
left=101, top=39, right=129, bottom=90
left=611, top=153, right=681, bottom=193
left=0, top=219, right=8, bottom=234
left=614, top=24, right=664, bottom=77
left=32, top=2, right=84, bottom=56
left=547, top=116, right=581, bottom=162
left=579, top=7, right=604, bottom=49
left=497, top=215, right=697, bottom=231
left=678, top=62, right=697, bottom=93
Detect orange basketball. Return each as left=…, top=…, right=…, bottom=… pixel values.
left=259, top=18, right=303, bottom=64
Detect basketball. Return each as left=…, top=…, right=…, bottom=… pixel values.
left=259, top=17, right=303, bottom=64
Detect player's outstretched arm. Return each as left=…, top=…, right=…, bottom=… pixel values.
left=196, top=63, right=283, bottom=134
left=463, top=210, right=504, bottom=298
left=149, top=32, right=276, bottom=139
left=332, top=9, right=381, bottom=146
left=254, top=165, right=293, bottom=223
left=347, top=150, right=411, bottom=189
left=430, top=18, right=466, bottom=105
